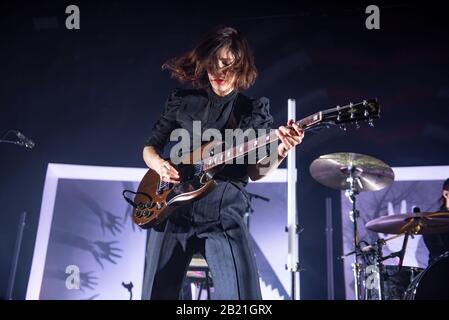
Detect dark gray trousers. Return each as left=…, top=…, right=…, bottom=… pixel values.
left=141, top=181, right=262, bottom=300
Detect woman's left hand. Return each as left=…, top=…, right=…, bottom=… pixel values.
left=276, top=119, right=304, bottom=158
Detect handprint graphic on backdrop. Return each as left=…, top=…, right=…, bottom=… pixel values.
left=52, top=229, right=123, bottom=269
left=75, top=190, right=123, bottom=235
left=45, top=268, right=99, bottom=292
left=90, top=240, right=123, bottom=269
left=80, top=271, right=99, bottom=290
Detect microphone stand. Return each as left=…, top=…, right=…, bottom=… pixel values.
left=380, top=233, right=410, bottom=265
left=247, top=192, right=270, bottom=202
left=245, top=192, right=270, bottom=231
left=7, top=212, right=27, bottom=300
left=0, top=139, right=24, bottom=146
left=2, top=130, right=34, bottom=299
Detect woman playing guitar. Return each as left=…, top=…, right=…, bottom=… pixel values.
left=142, top=26, right=304, bottom=300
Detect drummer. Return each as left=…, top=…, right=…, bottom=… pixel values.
left=423, top=178, right=449, bottom=264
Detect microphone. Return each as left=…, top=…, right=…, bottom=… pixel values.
left=16, top=131, right=35, bottom=149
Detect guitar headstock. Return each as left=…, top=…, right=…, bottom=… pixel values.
left=320, top=98, right=380, bottom=129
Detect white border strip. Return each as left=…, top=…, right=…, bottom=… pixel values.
left=393, top=165, right=449, bottom=181
left=45, top=163, right=147, bottom=182
left=38, top=163, right=288, bottom=183
left=26, top=164, right=58, bottom=299
left=26, top=163, right=287, bottom=299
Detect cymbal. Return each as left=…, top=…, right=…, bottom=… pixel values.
left=365, top=211, right=449, bottom=235
left=309, top=152, right=394, bottom=192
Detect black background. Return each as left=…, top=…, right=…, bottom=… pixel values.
left=1, top=0, right=448, bottom=299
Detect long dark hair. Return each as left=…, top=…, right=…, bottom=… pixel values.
left=162, top=27, right=257, bottom=91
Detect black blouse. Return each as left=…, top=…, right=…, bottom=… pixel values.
left=145, top=87, right=274, bottom=187
left=423, top=206, right=449, bottom=264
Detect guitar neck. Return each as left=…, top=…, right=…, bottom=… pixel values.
left=201, top=98, right=379, bottom=171
left=202, top=130, right=276, bottom=171
left=202, top=111, right=323, bottom=171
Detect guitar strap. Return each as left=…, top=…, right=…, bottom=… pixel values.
left=226, top=92, right=246, bottom=130
left=221, top=93, right=253, bottom=201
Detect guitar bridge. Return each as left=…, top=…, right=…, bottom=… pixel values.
left=157, top=181, right=171, bottom=194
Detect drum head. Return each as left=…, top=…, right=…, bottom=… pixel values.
left=406, top=252, right=449, bottom=300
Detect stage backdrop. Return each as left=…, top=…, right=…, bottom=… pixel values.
left=341, top=165, right=449, bottom=300
left=26, top=164, right=291, bottom=300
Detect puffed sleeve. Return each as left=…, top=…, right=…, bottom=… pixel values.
left=144, top=89, right=182, bottom=153
left=248, top=97, right=273, bottom=130
left=240, top=97, right=274, bottom=161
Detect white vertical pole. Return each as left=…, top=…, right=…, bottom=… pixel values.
left=287, top=98, right=300, bottom=300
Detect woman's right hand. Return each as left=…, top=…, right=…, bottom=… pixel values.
left=153, top=159, right=181, bottom=184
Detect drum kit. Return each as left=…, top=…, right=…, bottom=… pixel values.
left=310, top=152, right=449, bottom=300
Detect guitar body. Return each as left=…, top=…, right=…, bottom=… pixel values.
left=132, top=140, right=225, bottom=229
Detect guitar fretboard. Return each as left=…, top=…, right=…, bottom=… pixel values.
left=202, top=111, right=323, bottom=171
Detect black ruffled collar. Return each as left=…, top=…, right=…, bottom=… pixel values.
left=206, top=86, right=238, bottom=105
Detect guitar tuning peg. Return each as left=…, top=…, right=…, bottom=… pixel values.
left=368, top=119, right=375, bottom=127
left=364, top=110, right=369, bottom=117
left=340, top=124, right=347, bottom=131
left=355, top=121, right=360, bottom=129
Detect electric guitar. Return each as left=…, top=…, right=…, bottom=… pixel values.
left=127, top=99, right=380, bottom=229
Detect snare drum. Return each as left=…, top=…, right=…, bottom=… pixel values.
left=382, top=265, right=423, bottom=300
left=403, top=251, right=449, bottom=300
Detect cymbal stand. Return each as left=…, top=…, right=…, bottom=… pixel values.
left=343, top=165, right=363, bottom=300
left=379, top=233, right=410, bottom=266
left=353, top=234, right=406, bottom=300
left=365, top=237, right=386, bottom=300
left=371, top=233, right=410, bottom=300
